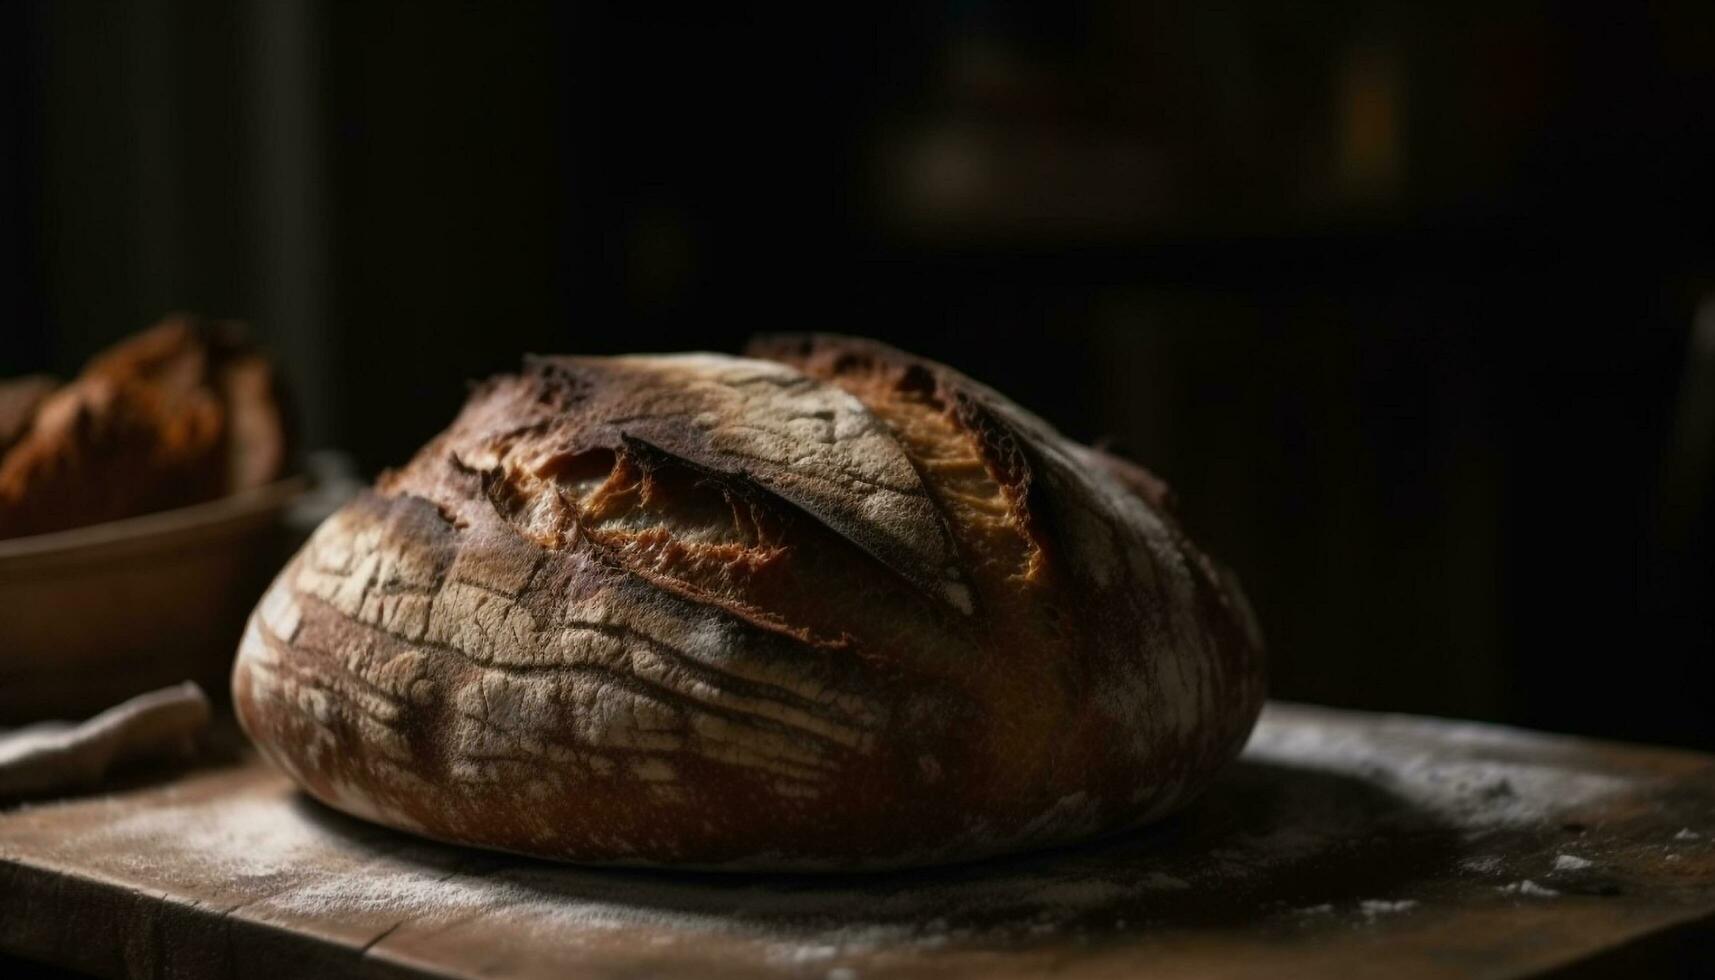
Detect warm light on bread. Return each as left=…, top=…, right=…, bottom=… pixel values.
left=232, top=335, right=1265, bottom=870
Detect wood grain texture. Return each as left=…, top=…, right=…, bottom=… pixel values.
left=232, top=338, right=1266, bottom=869
left=3, top=704, right=1714, bottom=979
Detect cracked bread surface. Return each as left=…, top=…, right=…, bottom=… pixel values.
left=232, top=336, right=1265, bottom=869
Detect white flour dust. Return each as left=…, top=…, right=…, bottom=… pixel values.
left=57, top=783, right=1216, bottom=961
left=1245, top=721, right=1628, bottom=830
left=1498, top=880, right=1559, bottom=898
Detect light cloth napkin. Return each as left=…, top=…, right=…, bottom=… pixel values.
left=0, top=682, right=211, bottom=798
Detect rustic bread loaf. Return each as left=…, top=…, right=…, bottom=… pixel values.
left=232, top=336, right=1265, bottom=870
left=0, top=315, right=291, bottom=540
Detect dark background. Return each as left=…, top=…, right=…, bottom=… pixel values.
left=3, top=1, right=1712, bottom=747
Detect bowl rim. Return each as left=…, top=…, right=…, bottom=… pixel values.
left=0, top=476, right=309, bottom=565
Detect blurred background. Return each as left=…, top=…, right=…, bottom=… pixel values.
left=2, top=1, right=1712, bottom=747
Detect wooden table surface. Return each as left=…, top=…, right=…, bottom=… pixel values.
left=2, top=702, right=1712, bottom=979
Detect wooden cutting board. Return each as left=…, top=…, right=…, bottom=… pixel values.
left=2, top=703, right=1713, bottom=979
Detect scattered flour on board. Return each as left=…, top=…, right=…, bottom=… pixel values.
left=53, top=711, right=1639, bottom=965
left=86, top=795, right=328, bottom=880
left=1292, top=900, right=1418, bottom=920
left=1459, top=854, right=1502, bottom=875
left=59, top=785, right=1229, bottom=961
left=1245, top=723, right=1629, bottom=829
left=1498, top=880, right=1559, bottom=898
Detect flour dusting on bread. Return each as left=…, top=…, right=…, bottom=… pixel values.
left=233, top=336, right=1264, bottom=869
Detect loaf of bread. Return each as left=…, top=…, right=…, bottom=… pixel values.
left=0, top=315, right=291, bottom=540
left=232, top=336, right=1265, bottom=869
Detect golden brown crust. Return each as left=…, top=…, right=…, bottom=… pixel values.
left=0, top=315, right=291, bottom=540
left=233, top=338, right=1265, bottom=869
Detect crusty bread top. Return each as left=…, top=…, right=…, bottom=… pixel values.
left=366, top=335, right=1263, bottom=806
left=380, top=352, right=977, bottom=616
